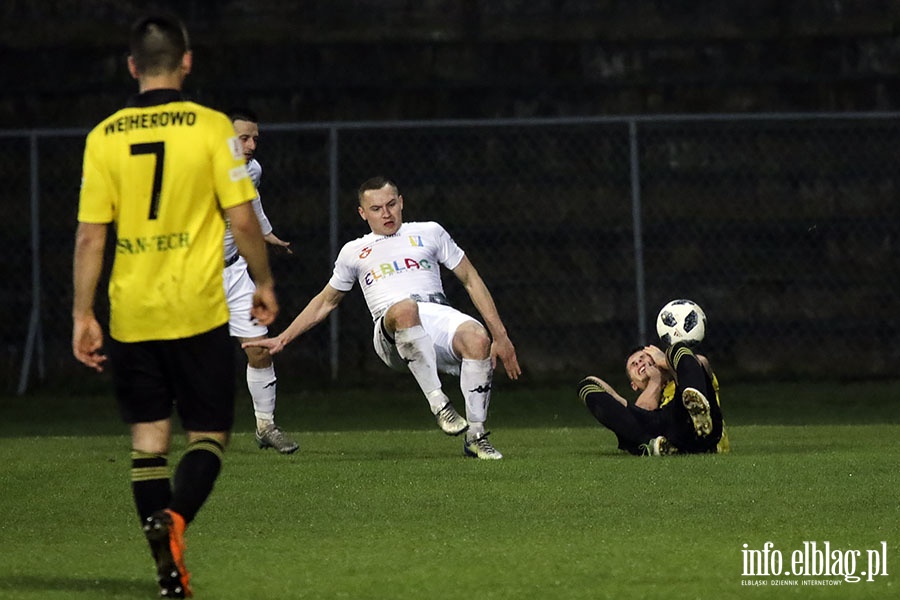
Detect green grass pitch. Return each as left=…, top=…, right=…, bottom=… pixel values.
left=0, top=379, right=898, bottom=599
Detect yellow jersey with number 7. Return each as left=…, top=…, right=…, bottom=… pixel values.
left=78, top=91, right=256, bottom=342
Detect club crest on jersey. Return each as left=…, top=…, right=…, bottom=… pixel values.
left=409, top=235, right=423, bottom=247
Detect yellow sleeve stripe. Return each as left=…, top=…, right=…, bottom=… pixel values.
left=578, top=383, right=606, bottom=404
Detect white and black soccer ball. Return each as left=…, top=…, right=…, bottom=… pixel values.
left=656, top=299, right=707, bottom=347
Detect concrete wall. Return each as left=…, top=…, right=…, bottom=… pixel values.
left=2, top=0, right=898, bottom=128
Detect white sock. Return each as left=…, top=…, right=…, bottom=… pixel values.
left=247, top=365, right=276, bottom=430
left=460, top=358, right=492, bottom=432
left=395, top=326, right=446, bottom=413
left=467, top=422, right=486, bottom=439
left=426, top=389, right=451, bottom=414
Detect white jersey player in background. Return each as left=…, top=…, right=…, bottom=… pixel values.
left=245, top=176, right=521, bottom=459
left=225, top=108, right=298, bottom=454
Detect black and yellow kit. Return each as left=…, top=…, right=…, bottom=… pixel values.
left=78, top=89, right=256, bottom=342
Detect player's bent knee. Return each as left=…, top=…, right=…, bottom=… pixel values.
left=245, top=347, right=272, bottom=368
left=384, top=299, right=420, bottom=330
left=454, top=322, right=491, bottom=359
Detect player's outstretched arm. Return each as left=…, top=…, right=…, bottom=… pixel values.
left=263, top=232, right=292, bottom=254
left=72, top=222, right=108, bottom=372
left=581, top=375, right=629, bottom=406
left=452, top=256, right=522, bottom=380
left=243, top=284, right=346, bottom=355
left=250, top=195, right=292, bottom=254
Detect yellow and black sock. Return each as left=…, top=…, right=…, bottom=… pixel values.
left=170, top=437, right=224, bottom=524
left=130, top=450, right=171, bottom=523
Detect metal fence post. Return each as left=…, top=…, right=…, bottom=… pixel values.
left=17, top=133, right=44, bottom=395
left=328, top=126, right=340, bottom=380
left=628, top=120, right=647, bottom=345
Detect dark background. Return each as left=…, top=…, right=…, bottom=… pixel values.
left=3, top=1, right=900, bottom=393
left=2, top=0, right=899, bottom=129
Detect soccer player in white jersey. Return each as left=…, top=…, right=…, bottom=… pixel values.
left=245, top=176, right=521, bottom=459
left=225, top=108, right=298, bottom=454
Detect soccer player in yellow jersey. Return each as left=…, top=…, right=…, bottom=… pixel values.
left=72, top=13, right=278, bottom=598
left=577, top=342, right=729, bottom=456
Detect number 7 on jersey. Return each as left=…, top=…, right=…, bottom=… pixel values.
left=130, top=141, right=165, bottom=220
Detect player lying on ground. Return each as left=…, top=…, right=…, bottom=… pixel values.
left=577, top=342, right=729, bottom=455
left=245, top=176, right=521, bottom=459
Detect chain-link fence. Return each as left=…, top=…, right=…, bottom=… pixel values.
left=3, top=113, right=899, bottom=394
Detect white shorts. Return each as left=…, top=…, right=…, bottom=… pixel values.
left=373, top=302, right=479, bottom=377
left=223, top=256, right=268, bottom=339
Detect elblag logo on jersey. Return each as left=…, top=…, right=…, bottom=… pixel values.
left=363, top=258, right=434, bottom=286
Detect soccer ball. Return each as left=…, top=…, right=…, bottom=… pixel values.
left=656, top=299, right=707, bottom=347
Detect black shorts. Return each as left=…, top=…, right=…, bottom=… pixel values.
left=108, top=324, right=235, bottom=431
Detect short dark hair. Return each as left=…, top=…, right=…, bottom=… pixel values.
left=357, top=176, right=398, bottom=203
left=227, top=107, right=259, bottom=124
left=129, top=13, right=189, bottom=76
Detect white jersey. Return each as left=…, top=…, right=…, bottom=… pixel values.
left=329, top=221, right=466, bottom=321
left=223, top=158, right=273, bottom=261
